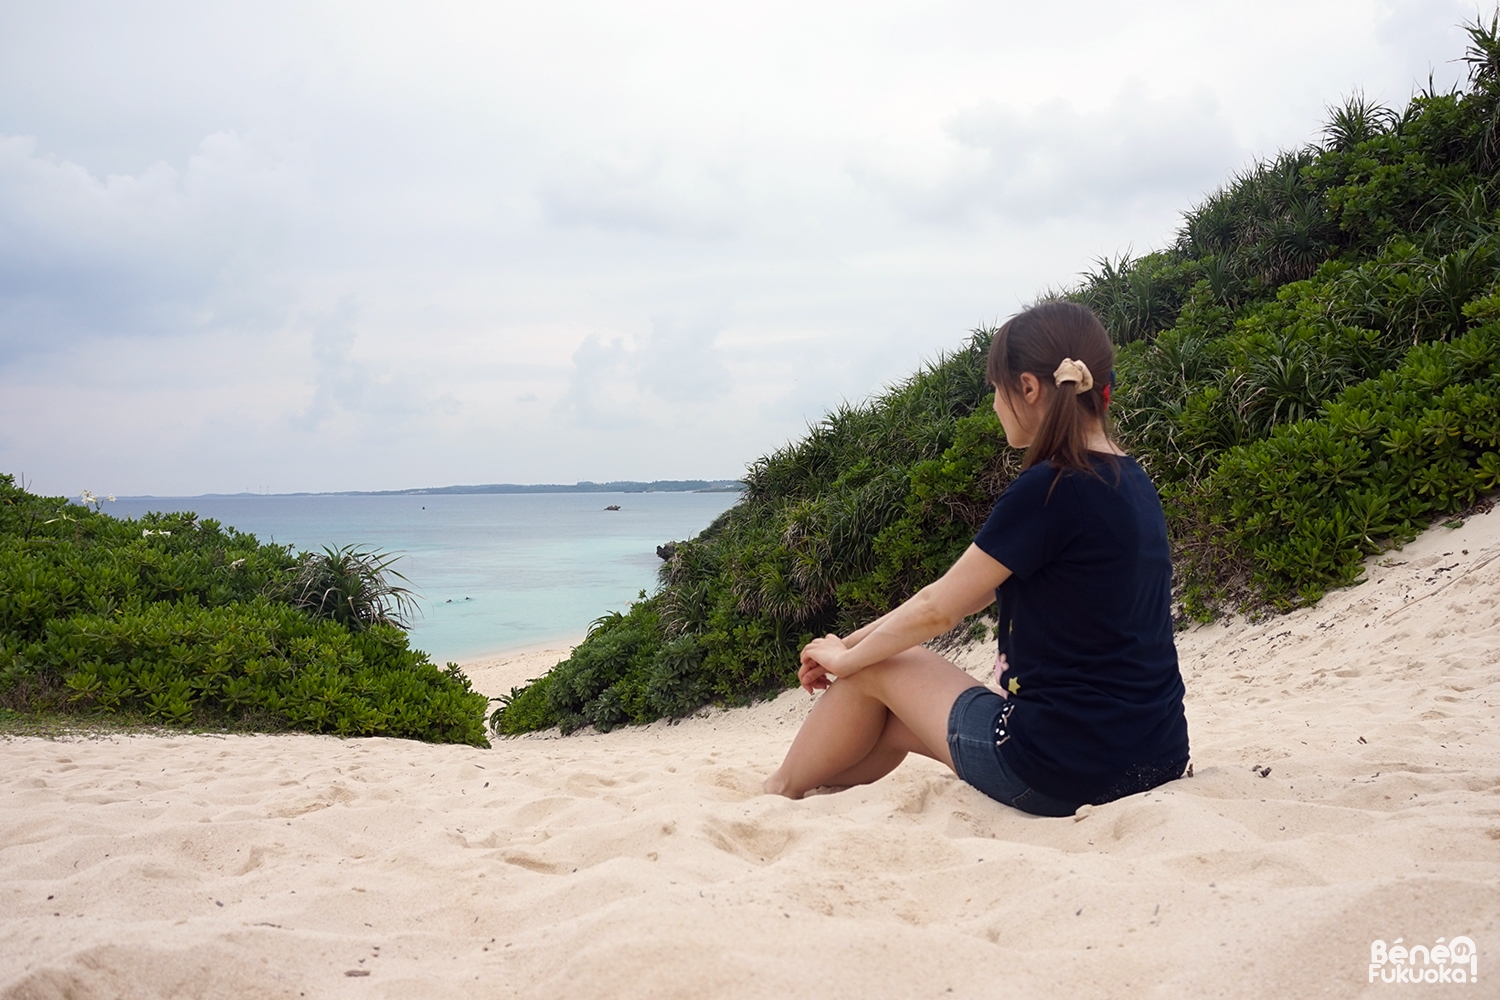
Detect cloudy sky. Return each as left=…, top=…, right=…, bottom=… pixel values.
left=0, top=0, right=1474, bottom=496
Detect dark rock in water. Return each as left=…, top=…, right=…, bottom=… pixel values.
left=656, top=542, right=677, bottom=561
left=604, top=504, right=622, bottom=511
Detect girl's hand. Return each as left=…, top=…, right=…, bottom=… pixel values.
left=798, top=661, right=832, bottom=693
left=798, top=633, right=851, bottom=693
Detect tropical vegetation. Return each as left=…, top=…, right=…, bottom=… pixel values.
left=0, top=475, right=489, bottom=744
left=492, top=14, right=1500, bottom=735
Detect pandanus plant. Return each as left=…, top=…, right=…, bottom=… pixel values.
left=1076, top=252, right=1184, bottom=345
left=1463, top=11, right=1500, bottom=168
left=280, top=545, right=419, bottom=632
left=1320, top=92, right=1397, bottom=153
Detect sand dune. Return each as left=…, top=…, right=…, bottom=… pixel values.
left=3, top=506, right=1498, bottom=999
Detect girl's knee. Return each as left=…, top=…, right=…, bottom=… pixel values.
left=855, top=648, right=928, bottom=681
left=839, top=653, right=912, bottom=698
left=843, top=656, right=899, bottom=688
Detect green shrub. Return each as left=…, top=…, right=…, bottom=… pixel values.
left=0, top=476, right=488, bottom=745
left=1183, top=323, right=1500, bottom=606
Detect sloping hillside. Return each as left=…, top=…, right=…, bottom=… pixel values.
left=495, top=17, right=1500, bottom=734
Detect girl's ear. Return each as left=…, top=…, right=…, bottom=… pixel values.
left=1018, top=372, right=1043, bottom=405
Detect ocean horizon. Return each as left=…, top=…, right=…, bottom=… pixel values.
left=108, top=491, right=741, bottom=665
left=115, top=478, right=744, bottom=499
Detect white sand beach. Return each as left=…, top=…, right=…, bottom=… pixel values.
left=3, top=508, right=1498, bottom=999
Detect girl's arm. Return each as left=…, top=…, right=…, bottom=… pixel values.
left=841, top=612, right=891, bottom=647
left=842, top=572, right=995, bottom=647
left=801, top=544, right=1010, bottom=689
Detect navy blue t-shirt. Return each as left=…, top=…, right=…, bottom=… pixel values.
left=972, top=455, right=1189, bottom=804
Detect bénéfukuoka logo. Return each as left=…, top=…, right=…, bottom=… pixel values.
left=1369, top=937, right=1478, bottom=984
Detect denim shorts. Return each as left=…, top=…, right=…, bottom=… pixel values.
left=946, top=686, right=1081, bottom=818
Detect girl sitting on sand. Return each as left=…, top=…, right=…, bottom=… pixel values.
left=764, top=302, right=1189, bottom=816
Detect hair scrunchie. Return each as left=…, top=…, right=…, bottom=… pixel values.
left=1053, top=358, right=1094, bottom=394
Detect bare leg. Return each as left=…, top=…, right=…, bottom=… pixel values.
left=763, top=647, right=981, bottom=799
left=817, top=711, right=924, bottom=788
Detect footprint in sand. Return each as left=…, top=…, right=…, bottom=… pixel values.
left=700, top=817, right=796, bottom=863
left=695, top=767, right=762, bottom=800
left=500, top=851, right=570, bottom=875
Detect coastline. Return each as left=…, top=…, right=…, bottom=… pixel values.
left=455, top=639, right=582, bottom=705
left=104, top=490, right=739, bottom=665
left=454, top=634, right=586, bottom=666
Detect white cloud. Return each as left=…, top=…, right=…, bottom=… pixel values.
left=560, top=310, right=732, bottom=428
left=1376, top=0, right=1471, bottom=96
left=853, top=86, right=1248, bottom=228
left=0, top=129, right=302, bottom=361
left=291, top=298, right=462, bottom=431
left=540, top=150, right=741, bottom=238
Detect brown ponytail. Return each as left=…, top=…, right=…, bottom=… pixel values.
left=986, top=301, right=1118, bottom=479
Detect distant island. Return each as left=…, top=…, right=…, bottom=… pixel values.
left=121, top=480, right=746, bottom=499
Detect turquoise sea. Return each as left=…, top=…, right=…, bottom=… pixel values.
left=109, top=492, right=741, bottom=663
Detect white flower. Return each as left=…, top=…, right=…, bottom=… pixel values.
left=80, top=490, right=97, bottom=504
left=106, top=494, right=116, bottom=503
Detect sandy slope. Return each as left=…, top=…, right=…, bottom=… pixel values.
left=2, top=508, right=1498, bottom=999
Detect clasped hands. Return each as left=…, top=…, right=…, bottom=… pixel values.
left=797, top=633, right=859, bottom=693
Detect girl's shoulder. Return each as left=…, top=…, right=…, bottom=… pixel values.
left=1001, top=461, right=1064, bottom=499
left=1045, top=454, right=1158, bottom=508
left=1069, top=452, right=1145, bottom=485
left=998, top=455, right=1150, bottom=516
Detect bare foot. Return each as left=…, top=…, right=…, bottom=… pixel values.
left=804, top=785, right=852, bottom=797
left=761, top=771, right=803, bottom=799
